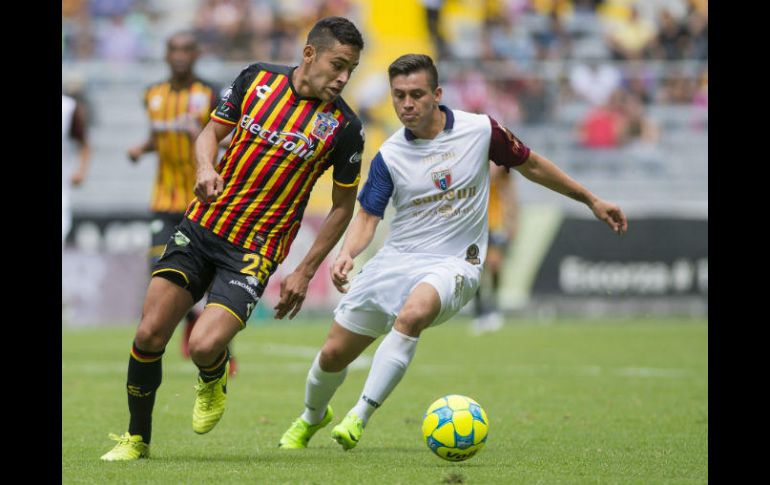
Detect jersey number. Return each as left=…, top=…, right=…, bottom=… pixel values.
left=241, top=254, right=272, bottom=285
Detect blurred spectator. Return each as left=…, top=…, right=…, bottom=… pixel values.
left=95, top=13, right=148, bottom=61
left=421, top=0, right=449, bottom=60
left=651, top=8, right=688, bottom=60
left=90, top=0, right=134, bottom=17
left=483, top=15, right=537, bottom=67
left=193, top=0, right=261, bottom=61
left=532, top=12, right=572, bottom=60
left=657, top=70, right=698, bottom=104
left=569, top=60, right=621, bottom=106
left=623, top=62, right=656, bottom=105
left=685, top=9, right=707, bottom=60
left=623, top=92, right=664, bottom=174
left=577, top=88, right=627, bottom=148
left=518, top=75, right=554, bottom=125
left=605, top=6, right=656, bottom=60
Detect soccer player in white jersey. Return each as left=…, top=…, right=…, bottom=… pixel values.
left=278, top=54, right=627, bottom=450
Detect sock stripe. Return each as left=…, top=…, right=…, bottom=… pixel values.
left=131, top=344, right=164, bottom=363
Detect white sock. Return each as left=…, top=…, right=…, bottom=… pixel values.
left=301, top=352, right=348, bottom=425
left=350, top=329, right=419, bottom=426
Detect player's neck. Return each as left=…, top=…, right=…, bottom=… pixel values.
left=291, top=66, right=315, bottom=99
left=170, top=73, right=195, bottom=89
left=410, top=108, right=445, bottom=140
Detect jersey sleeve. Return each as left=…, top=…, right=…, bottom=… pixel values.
left=357, top=152, right=393, bottom=218
left=488, top=116, right=531, bottom=169
left=329, top=117, right=365, bottom=187
left=211, top=65, right=257, bottom=126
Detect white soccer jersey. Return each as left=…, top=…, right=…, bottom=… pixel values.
left=357, top=106, right=530, bottom=267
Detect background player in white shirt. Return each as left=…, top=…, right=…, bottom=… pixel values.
left=278, top=54, right=627, bottom=451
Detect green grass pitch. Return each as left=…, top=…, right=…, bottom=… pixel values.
left=62, top=317, right=707, bottom=484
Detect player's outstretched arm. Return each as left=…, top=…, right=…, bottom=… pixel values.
left=331, top=208, right=381, bottom=293
left=514, top=150, right=628, bottom=234
left=274, top=183, right=358, bottom=319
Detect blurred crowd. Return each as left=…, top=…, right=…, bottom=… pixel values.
left=63, top=0, right=707, bottom=156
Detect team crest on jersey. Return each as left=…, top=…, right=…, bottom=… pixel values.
left=432, top=169, right=452, bottom=191
left=311, top=112, right=339, bottom=141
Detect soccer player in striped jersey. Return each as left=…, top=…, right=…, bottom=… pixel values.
left=101, top=17, right=366, bottom=461
left=278, top=54, right=627, bottom=451
left=126, top=32, right=223, bottom=363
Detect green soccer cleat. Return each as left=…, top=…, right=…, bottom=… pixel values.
left=331, top=413, right=364, bottom=451
left=192, top=362, right=229, bottom=434
left=100, top=432, right=150, bottom=461
left=278, top=405, right=334, bottom=449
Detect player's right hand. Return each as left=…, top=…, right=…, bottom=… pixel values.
left=127, top=146, right=143, bottom=163
left=331, top=253, right=354, bottom=293
left=194, top=168, right=224, bottom=203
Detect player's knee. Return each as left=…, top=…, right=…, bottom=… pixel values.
left=318, top=345, right=350, bottom=372
left=188, top=334, right=223, bottom=364
left=395, top=306, right=433, bottom=336
left=134, top=324, right=169, bottom=353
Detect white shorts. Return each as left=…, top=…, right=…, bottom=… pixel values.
left=334, top=248, right=481, bottom=338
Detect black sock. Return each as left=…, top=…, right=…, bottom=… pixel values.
left=197, top=348, right=229, bottom=383
left=127, top=342, right=164, bottom=444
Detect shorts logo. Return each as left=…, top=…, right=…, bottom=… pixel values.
left=432, top=169, right=452, bottom=191
left=174, top=231, right=190, bottom=246
left=229, top=279, right=259, bottom=300
left=349, top=151, right=362, bottom=164
left=246, top=275, right=260, bottom=287
left=454, top=274, right=465, bottom=299
left=311, top=112, right=339, bottom=141
left=465, top=244, right=480, bottom=265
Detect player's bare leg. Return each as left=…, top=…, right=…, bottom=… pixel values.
left=187, top=306, right=243, bottom=434
left=101, top=277, right=194, bottom=461
left=279, top=322, right=375, bottom=449
left=333, top=283, right=441, bottom=450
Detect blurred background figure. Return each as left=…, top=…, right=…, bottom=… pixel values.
left=471, top=164, right=518, bottom=335
left=62, top=91, right=91, bottom=247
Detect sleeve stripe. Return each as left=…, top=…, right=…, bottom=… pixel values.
left=333, top=174, right=361, bottom=187
left=210, top=113, right=237, bottom=126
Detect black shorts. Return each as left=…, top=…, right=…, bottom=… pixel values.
left=149, top=212, right=186, bottom=263
left=151, top=218, right=276, bottom=327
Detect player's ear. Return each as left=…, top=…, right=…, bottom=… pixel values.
left=302, top=45, right=316, bottom=64
left=434, top=86, right=443, bottom=104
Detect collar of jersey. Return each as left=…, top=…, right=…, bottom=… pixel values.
left=404, top=105, right=454, bottom=141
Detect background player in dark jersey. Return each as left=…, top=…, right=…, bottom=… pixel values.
left=125, top=32, right=234, bottom=368
left=101, top=17, right=366, bottom=461
left=471, top=164, right=518, bottom=334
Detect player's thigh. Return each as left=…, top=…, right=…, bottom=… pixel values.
left=187, top=304, right=243, bottom=362
left=418, top=259, right=481, bottom=330
left=151, top=218, right=215, bottom=305
left=393, top=283, right=443, bottom=337
left=136, top=276, right=196, bottom=351
left=206, top=239, right=277, bottom=328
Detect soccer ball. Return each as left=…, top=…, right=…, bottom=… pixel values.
left=421, top=394, right=489, bottom=462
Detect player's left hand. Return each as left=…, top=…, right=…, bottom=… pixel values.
left=274, top=270, right=311, bottom=320
left=590, top=199, right=628, bottom=235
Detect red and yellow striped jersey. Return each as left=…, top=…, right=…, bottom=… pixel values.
left=186, top=62, right=364, bottom=263
left=143, top=79, right=218, bottom=213
left=488, top=166, right=511, bottom=232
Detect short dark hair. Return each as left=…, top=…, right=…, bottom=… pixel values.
left=307, top=17, right=364, bottom=52
left=167, top=31, right=197, bottom=49
left=388, top=54, right=438, bottom=90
